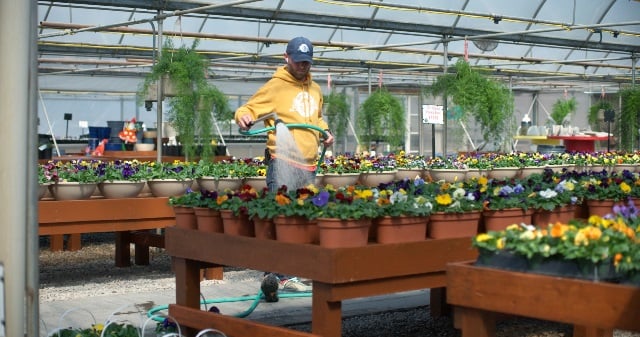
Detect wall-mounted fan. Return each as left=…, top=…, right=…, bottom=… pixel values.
left=473, top=39, right=499, bottom=52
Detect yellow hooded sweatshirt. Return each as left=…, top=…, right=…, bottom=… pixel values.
left=235, top=66, right=329, bottom=171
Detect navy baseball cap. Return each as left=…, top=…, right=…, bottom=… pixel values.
left=286, top=37, right=313, bottom=63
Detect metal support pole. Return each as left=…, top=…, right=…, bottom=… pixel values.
left=0, top=1, right=37, bottom=336
left=442, top=38, right=449, bottom=157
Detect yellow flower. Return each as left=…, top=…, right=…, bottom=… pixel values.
left=435, top=193, right=452, bottom=206
left=475, top=233, right=492, bottom=242
left=496, top=237, right=505, bottom=249
left=619, top=181, right=631, bottom=194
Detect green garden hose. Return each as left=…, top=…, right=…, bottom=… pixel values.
left=239, top=122, right=329, bottom=172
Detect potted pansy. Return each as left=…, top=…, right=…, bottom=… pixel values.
left=426, top=155, right=468, bottom=182
left=195, top=159, right=246, bottom=192
left=319, top=154, right=362, bottom=187
left=481, top=178, right=535, bottom=232
left=309, top=185, right=381, bottom=247
left=373, top=178, right=433, bottom=243
left=215, top=184, right=258, bottom=236
left=458, top=153, right=492, bottom=180
left=50, top=322, right=140, bottom=337
left=358, top=154, right=397, bottom=187
left=423, top=180, right=483, bottom=239
left=48, top=159, right=102, bottom=200
left=96, top=160, right=149, bottom=198
left=146, top=160, right=196, bottom=197
left=38, top=161, right=56, bottom=199
left=394, top=151, right=426, bottom=180
left=255, top=185, right=325, bottom=243
left=240, top=156, right=268, bottom=191
left=526, top=172, right=580, bottom=227
left=579, top=170, right=639, bottom=218
left=473, top=204, right=639, bottom=283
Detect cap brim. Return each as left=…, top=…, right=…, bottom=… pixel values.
left=290, top=53, right=313, bottom=64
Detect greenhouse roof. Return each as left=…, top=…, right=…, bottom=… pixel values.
left=37, top=0, right=640, bottom=93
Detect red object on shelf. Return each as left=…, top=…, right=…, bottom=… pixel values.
left=547, top=135, right=609, bottom=152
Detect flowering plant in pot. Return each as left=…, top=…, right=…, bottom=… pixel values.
left=96, top=159, right=150, bottom=182
left=481, top=179, right=532, bottom=211
left=310, top=185, right=381, bottom=220
left=375, top=178, right=432, bottom=217
left=319, top=154, right=362, bottom=174
left=147, top=160, right=195, bottom=181
left=394, top=151, right=426, bottom=170
left=49, top=159, right=102, bottom=183
left=425, top=180, right=483, bottom=214
left=215, top=184, right=258, bottom=216
left=579, top=170, right=636, bottom=202
left=38, top=161, right=55, bottom=184
left=168, top=188, right=207, bottom=208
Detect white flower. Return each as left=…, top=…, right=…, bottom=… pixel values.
left=539, top=188, right=558, bottom=199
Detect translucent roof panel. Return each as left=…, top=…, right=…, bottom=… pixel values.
left=37, top=0, right=640, bottom=92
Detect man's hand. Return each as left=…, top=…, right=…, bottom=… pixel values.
left=237, top=114, right=254, bottom=130
left=322, top=130, right=334, bottom=147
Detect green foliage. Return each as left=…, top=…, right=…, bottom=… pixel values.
left=425, top=60, right=514, bottom=150
left=138, top=39, right=231, bottom=160
left=357, top=88, right=405, bottom=148
left=588, top=100, right=614, bottom=129
left=551, top=97, right=577, bottom=125
left=619, top=87, right=640, bottom=152
left=323, top=91, right=351, bottom=139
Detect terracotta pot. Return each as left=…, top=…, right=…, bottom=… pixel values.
left=427, top=211, right=481, bottom=239
left=253, top=217, right=276, bottom=240
left=173, top=206, right=197, bottom=230
left=316, top=217, right=371, bottom=248
left=219, top=209, right=254, bottom=237
left=193, top=207, right=223, bottom=233
left=482, top=208, right=534, bottom=232
left=273, top=215, right=318, bottom=244
left=373, top=216, right=428, bottom=244
left=531, top=205, right=576, bottom=227
left=586, top=199, right=624, bottom=218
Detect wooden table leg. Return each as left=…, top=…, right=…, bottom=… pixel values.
left=455, top=307, right=496, bottom=337
left=50, top=235, right=64, bottom=251
left=115, top=231, right=131, bottom=267
left=67, top=234, right=81, bottom=251
left=430, top=287, right=450, bottom=317
left=312, top=282, right=342, bottom=337
left=134, top=242, right=150, bottom=265
left=173, top=257, right=202, bottom=337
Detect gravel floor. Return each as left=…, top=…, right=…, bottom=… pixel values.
left=39, top=234, right=639, bottom=337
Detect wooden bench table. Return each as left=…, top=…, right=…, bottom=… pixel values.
left=165, top=226, right=478, bottom=337
left=447, top=262, right=640, bottom=337
left=38, top=197, right=176, bottom=267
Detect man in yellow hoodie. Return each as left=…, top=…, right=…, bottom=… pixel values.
left=236, top=36, right=334, bottom=301
left=236, top=36, right=334, bottom=192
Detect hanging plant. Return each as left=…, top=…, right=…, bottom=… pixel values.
left=619, top=87, right=640, bottom=152
left=550, top=97, right=577, bottom=125
left=425, top=59, right=514, bottom=151
left=138, top=39, right=231, bottom=161
left=588, top=100, right=614, bottom=129
left=356, top=87, right=405, bottom=150
left=323, top=91, right=350, bottom=139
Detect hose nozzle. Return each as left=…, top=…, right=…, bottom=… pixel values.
left=274, top=118, right=284, bottom=125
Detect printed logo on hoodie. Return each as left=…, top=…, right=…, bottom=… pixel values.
left=290, top=91, right=318, bottom=118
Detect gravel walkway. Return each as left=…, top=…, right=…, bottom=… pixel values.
left=39, top=234, right=639, bottom=337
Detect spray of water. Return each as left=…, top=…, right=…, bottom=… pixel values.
left=273, top=122, right=313, bottom=190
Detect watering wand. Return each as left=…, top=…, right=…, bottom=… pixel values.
left=239, top=113, right=329, bottom=172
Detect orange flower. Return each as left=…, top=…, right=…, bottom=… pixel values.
left=550, top=223, right=568, bottom=238
left=614, top=253, right=623, bottom=266
left=216, top=195, right=228, bottom=205
left=275, top=193, right=291, bottom=206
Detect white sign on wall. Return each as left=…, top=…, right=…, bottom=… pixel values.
left=422, top=104, right=444, bottom=124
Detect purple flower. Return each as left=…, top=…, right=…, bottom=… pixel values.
left=312, top=191, right=330, bottom=207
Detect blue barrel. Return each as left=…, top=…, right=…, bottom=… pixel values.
left=88, top=126, right=111, bottom=140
